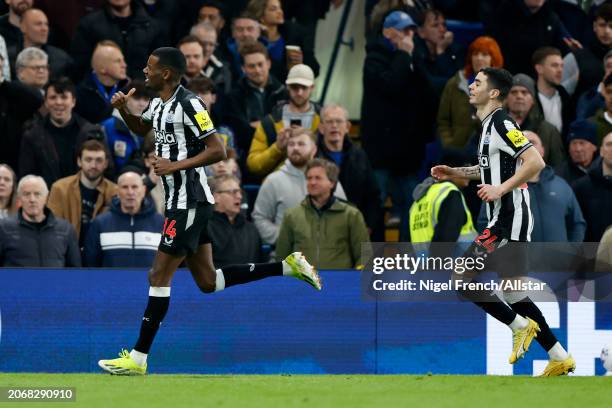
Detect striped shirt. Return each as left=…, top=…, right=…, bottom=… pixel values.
left=478, top=108, right=534, bottom=241
left=142, top=85, right=216, bottom=210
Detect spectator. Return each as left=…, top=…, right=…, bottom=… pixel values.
left=573, top=131, right=612, bottom=242
left=0, top=35, right=11, bottom=80
left=252, top=127, right=346, bottom=245
left=413, top=8, right=464, bottom=101
left=317, top=103, right=382, bottom=239
left=207, top=152, right=241, bottom=179
left=437, top=36, right=503, bottom=148
left=196, top=0, right=226, bottom=37
left=276, top=158, right=369, bottom=269
left=34, top=0, right=105, bottom=51
left=0, top=163, right=17, bottom=219
left=74, top=41, right=129, bottom=124
left=83, top=171, right=163, bottom=267
left=533, top=46, right=575, bottom=136
left=562, top=4, right=612, bottom=102
left=556, top=119, right=600, bottom=184
left=282, top=0, right=343, bottom=50
left=0, top=0, right=32, bottom=48
left=477, top=131, right=586, bottom=242
left=505, top=73, right=565, bottom=167
left=486, top=0, right=567, bottom=76
left=0, top=48, right=43, bottom=171
left=216, top=15, right=262, bottom=81
left=244, top=0, right=320, bottom=83
left=19, top=77, right=104, bottom=187
left=70, top=0, right=164, bottom=80
left=590, top=73, right=612, bottom=143
left=575, top=50, right=612, bottom=120
left=595, top=226, right=612, bottom=272
left=7, top=8, right=73, bottom=80
left=47, top=139, right=117, bottom=246
left=101, top=79, right=155, bottom=173
left=0, top=174, right=81, bottom=267
left=15, top=45, right=47, bottom=90
left=188, top=23, right=232, bottom=96
left=208, top=174, right=264, bottom=267
left=247, top=63, right=319, bottom=178
left=361, top=11, right=433, bottom=235
left=223, top=40, right=287, bottom=162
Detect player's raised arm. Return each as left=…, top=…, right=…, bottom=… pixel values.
left=431, top=164, right=480, bottom=181
left=112, top=88, right=153, bottom=135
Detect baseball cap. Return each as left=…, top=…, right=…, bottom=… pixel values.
left=383, top=11, right=417, bottom=31
left=512, top=73, right=536, bottom=98
left=567, top=119, right=598, bottom=145
left=286, top=64, right=314, bottom=87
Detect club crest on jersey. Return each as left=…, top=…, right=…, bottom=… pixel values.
left=483, top=133, right=490, bottom=144
left=154, top=129, right=177, bottom=144
left=506, top=129, right=527, bottom=148
left=165, top=112, right=174, bottom=123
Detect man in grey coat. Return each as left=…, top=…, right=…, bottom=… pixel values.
left=252, top=128, right=345, bottom=245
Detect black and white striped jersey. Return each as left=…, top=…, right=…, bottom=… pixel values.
left=141, top=85, right=216, bottom=210
left=478, top=108, right=534, bottom=241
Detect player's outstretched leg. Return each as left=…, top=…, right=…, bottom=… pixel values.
left=99, top=252, right=183, bottom=375
left=186, top=244, right=322, bottom=292
left=505, top=293, right=576, bottom=375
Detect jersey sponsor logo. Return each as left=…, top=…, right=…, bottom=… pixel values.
left=194, top=110, right=213, bottom=132
left=154, top=129, right=177, bottom=144
left=479, top=154, right=490, bottom=168
left=506, top=129, right=527, bottom=148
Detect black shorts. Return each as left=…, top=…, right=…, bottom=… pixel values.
left=462, top=225, right=528, bottom=278
left=158, top=202, right=213, bottom=257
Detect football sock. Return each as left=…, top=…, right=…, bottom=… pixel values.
left=547, top=342, right=570, bottom=361
left=456, top=278, right=517, bottom=325
left=508, top=297, right=559, bottom=352
left=134, top=287, right=170, bottom=355
left=129, top=349, right=147, bottom=367
left=508, top=314, right=529, bottom=330
left=215, top=262, right=283, bottom=291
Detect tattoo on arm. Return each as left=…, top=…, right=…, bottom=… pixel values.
left=456, top=165, right=481, bottom=180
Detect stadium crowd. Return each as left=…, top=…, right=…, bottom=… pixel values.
left=0, top=0, right=610, bottom=270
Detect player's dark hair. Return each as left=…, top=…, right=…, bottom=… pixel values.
left=480, top=67, right=513, bottom=101
left=596, top=4, right=612, bottom=22
left=186, top=76, right=216, bottom=95
left=151, top=47, right=187, bottom=82
left=177, top=35, right=204, bottom=51
left=44, top=76, right=76, bottom=98
left=78, top=139, right=108, bottom=160
left=306, top=158, right=339, bottom=185
left=532, top=46, right=561, bottom=66
left=238, top=40, right=269, bottom=64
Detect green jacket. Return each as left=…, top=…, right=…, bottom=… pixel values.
left=437, top=70, right=478, bottom=148
left=276, top=197, right=370, bottom=269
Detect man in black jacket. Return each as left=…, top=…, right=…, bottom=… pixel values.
left=19, top=77, right=104, bottom=188
left=70, top=0, right=165, bottom=81
left=317, top=103, right=382, bottom=240
left=361, top=11, right=434, bottom=237
left=223, top=40, right=287, bottom=161
left=573, top=132, right=612, bottom=242
left=0, top=174, right=80, bottom=267
left=208, top=174, right=263, bottom=267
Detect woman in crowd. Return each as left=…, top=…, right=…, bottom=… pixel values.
left=437, top=36, right=504, bottom=148
left=0, top=164, right=17, bottom=219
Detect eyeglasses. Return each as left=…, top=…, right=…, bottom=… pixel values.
left=25, top=64, right=49, bottom=72
left=216, top=189, right=241, bottom=195
left=323, top=119, right=346, bottom=125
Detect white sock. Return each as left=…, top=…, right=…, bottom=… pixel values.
left=547, top=342, right=569, bottom=361
left=508, top=314, right=529, bottom=330
left=282, top=260, right=292, bottom=276
left=130, top=349, right=147, bottom=367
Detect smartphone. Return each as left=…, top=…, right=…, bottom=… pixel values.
left=290, top=118, right=302, bottom=127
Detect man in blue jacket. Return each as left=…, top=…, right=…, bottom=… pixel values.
left=478, top=130, right=586, bottom=242
left=83, top=171, right=163, bottom=267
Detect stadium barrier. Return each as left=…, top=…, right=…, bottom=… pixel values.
left=0, top=268, right=610, bottom=375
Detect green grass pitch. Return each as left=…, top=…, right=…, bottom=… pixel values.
left=0, top=373, right=610, bottom=408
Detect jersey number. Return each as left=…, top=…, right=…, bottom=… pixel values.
left=163, top=218, right=177, bottom=239
left=474, top=229, right=498, bottom=253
